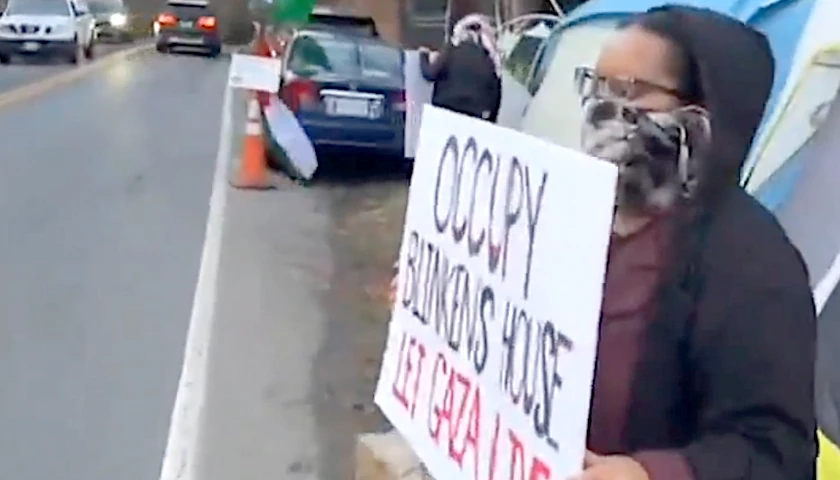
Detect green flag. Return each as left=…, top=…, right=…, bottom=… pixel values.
left=270, top=0, right=317, bottom=24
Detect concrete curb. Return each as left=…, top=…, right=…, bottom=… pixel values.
left=0, top=42, right=153, bottom=110
left=355, top=430, right=430, bottom=480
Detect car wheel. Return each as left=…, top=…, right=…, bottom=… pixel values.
left=207, top=47, right=221, bottom=58
left=84, top=40, right=94, bottom=60
left=68, top=37, right=82, bottom=64
left=0, top=54, right=9, bottom=65
left=156, top=43, right=168, bottom=54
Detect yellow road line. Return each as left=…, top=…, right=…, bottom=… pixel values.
left=0, top=42, right=153, bottom=110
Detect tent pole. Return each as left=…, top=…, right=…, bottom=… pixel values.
left=547, top=0, right=563, bottom=15
left=444, top=0, right=452, bottom=42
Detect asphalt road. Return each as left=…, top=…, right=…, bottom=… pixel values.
left=0, top=42, right=136, bottom=94
left=0, top=50, right=229, bottom=480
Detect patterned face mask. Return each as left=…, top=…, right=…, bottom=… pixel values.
left=580, top=98, right=711, bottom=213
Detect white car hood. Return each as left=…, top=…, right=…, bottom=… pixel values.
left=0, top=14, right=74, bottom=26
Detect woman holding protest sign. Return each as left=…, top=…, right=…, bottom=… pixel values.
left=570, top=5, right=817, bottom=480
left=418, top=13, right=502, bottom=123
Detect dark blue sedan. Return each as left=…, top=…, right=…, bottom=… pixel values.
left=278, top=28, right=405, bottom=160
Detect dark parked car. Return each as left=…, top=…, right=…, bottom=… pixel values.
left=278, top=28, right=404, bottom=159
left=153, top=0, right=220, bottom=57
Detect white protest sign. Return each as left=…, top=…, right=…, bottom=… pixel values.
left=228, top=53, right=283, bottom=93
left=403, top=49, right=434, bottom=158
left=375, top=106, right=617, bottom=480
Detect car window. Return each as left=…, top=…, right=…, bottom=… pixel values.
left=289, top=35, right=359, bottom=76
left=5, top=0, right=71, bottom=15
left=360, top=43, right=402, bottom=78
left=166, top=2, right=210, bottom=20
left=289, top=35, right=401, bottom=80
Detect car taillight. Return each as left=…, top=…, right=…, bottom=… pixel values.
left=157, top=13, right=177, bottom=25
left=197, top=16, right=216, bottom=29
left=282, top=79, right=319, bottom=112
left=391, top=90, right=406, bottom=112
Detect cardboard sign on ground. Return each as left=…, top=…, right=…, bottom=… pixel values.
left=375, top=106, right=617, bottom=479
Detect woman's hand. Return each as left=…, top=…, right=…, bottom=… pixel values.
left=569, top=451, right=651, bottom=480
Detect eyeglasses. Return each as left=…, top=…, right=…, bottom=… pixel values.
left=574, top=66, right=686, bottom=102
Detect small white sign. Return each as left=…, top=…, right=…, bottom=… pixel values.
left=376, top=106, right=618, bottom=480
left=403, top=50, right=434, bottom=158
left=228, top=53, right=283, bottom=93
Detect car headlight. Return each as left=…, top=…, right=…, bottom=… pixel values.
left=110, top=13, right=127, bottom=27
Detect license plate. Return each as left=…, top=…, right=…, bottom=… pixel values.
left=327, top=97, right=370, bottom=118
left=171, top=36, right=203, bottom=45
left=179, top=21, right=193, bottom=27
left=22, top=42, right=39, bottom=52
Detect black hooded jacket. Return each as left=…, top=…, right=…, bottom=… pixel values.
left=419, top=42, right=502, bottom=122
left=592, top=6, right=817, bottom=480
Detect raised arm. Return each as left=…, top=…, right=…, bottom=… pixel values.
left=419, top=46, right=449, bottom=82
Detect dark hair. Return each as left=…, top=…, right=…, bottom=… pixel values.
left=618, top=11, right=705, bottom=106
left=621, top=10, right=718, bottom=402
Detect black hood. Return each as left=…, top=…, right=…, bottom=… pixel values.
left=640, top=5, right=775, bottom=189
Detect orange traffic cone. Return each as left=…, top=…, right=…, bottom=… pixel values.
left=230, top=94, right=273, bottom=190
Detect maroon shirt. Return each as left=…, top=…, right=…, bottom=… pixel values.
left=589, top=217, right=672, bottom=453
left=587, top=216, right=696, bottom=478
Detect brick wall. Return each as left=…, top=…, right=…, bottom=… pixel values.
left=343, top=0, right=402, bottom=44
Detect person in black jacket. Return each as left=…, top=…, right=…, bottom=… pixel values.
left=418, top=13, right=502, bottom=122
left=569, top=5, right=817, bottom=480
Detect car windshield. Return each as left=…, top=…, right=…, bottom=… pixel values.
left=289, top=35, right=401, bottom=79
left=360, top=43, right=402, bottom=78
left=167, top=3, right=210, bottom=20
left=88, top=0, right=119, bottom=13
left=5, top=0, right=70, bottom=15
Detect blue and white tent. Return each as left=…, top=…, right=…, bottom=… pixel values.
left=750, top=0, right=840, bottom=461
left=742, top=0, right=840, bottom=207
left=515, top=0, right=840, bottom=469
left=518, top=0, right=818, bottom=161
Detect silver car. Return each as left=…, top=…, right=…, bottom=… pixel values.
left=89, top=0, right=130, bottom=42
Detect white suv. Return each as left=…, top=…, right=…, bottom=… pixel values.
left=0, top=0, right=96, bottom=64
